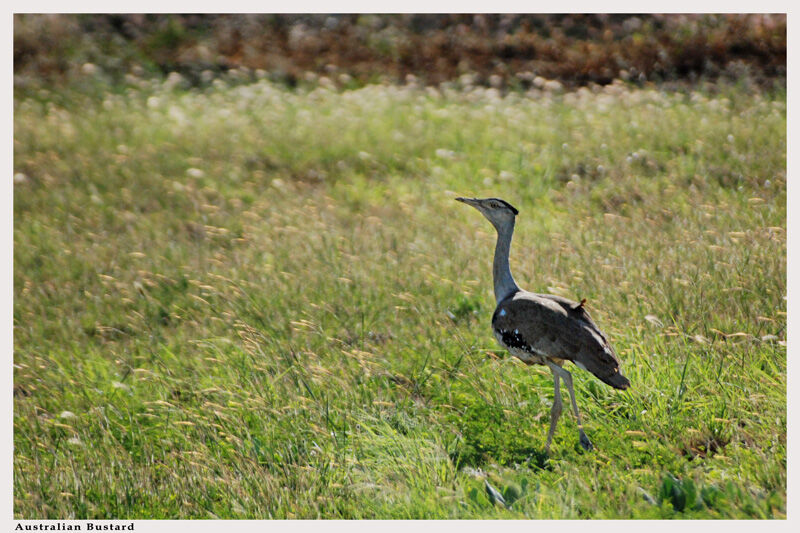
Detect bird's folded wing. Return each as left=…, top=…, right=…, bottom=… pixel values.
left=493, top=292, right=629, bottom=389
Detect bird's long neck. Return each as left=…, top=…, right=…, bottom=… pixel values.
left=493, top=220, right=519, bottom=304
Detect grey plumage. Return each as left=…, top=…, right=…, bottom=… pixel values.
left=492, top=292, right=630, bottom=390
left=456, top=196, right=629, bottom=452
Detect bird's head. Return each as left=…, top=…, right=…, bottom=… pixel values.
left=455, top=196, right=518, bottom=231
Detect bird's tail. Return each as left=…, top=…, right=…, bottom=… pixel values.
left=601, top=371, right=630, bottom=390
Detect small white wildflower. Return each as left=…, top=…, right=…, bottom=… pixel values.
left=168, top=106, right=186, bottom=124
left=498, top=170, right=514, bottom=181
left=81, top=63, right=98, bottom=75
left=485, top=88, right=501, bottom=100
left=165, top=72, right=185, bottom=89
left=146, top=96, right=160, bottom=109
left=518, top=71, right=535, bottom=82
left=544, top=79, right=563, bottom=92
left=727, top=134, right=735, bottom=143
left=13, top=173, right=28, bottom=184
left=357, top=151, right=371, bottom=161
left=186, top=168, right=205, bottom=178
left=318, top=76, right=335, bottom=90
left=435, top=148, right=456, bottom=160
left=459, top=73, right=476, bottom=87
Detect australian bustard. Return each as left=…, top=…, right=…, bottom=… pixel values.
left=456, top=196, right=630, bottom=452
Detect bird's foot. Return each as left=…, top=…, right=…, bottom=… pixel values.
left=579, top=432, right=594, bottom=451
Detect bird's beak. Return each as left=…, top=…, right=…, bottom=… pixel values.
left=455, top=197, right=480, bottom=208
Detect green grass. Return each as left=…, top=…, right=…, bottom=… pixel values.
left=14, top=76, right=786, bottom=519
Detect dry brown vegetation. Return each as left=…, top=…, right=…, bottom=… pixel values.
left=14, top=14, right=785, bottom=89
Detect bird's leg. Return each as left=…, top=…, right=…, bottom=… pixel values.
left=544, top=371, right=562, bottom=454
left=545, top=360, right=593, bottom=451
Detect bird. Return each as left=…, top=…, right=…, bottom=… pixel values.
left=455, top=196, right=629, bottom=452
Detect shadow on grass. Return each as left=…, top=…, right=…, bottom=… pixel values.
left=448, top=401, right=551, bottom=470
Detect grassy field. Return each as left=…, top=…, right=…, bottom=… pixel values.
left=13, top=75, right=786, bottom=518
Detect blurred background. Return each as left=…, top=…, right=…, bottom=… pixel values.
left=14, top=14, right=786, bottom=91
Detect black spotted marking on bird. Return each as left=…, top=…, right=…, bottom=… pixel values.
left=456, top=196, right=630, bottom=453
left=498, top=328, right=529, bottom=352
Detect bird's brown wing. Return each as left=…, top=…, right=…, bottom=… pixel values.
left=493, top=291, right=629, bottom=390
